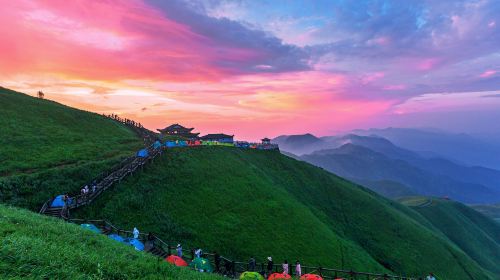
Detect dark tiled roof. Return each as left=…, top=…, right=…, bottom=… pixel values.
left=158, top=123, right=194, bottom=132
left=261, top=137, right=271, bottom=141
left=200, top=133, right=234, bottom=140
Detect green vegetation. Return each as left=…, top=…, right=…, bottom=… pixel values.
left=0, top=87, right=142, bottom=209
left=470, top=204, right=500, bottom=223
left=0, top=204, right=223, bottom=280
left=400, top=197, right=500, bottom=276
left=77, top=147, right=496, bottom=279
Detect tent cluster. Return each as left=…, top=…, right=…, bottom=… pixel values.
left=240, top=271, right=325, bottom=280
left=161, top=140, right=279, bottom=150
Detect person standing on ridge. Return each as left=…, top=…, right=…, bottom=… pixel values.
left=133, top=227, right=139, bottom=239
left=295, top=260, right=301, bottom=277
left=176, top=244, right=182, bottom=257
left=282, top=260, right=289, bottom=275
left=248, top=256, right=256, bottom=271
left=266, top=257, right=273, bottom=276
left=214, top=252, right=221, bottom=272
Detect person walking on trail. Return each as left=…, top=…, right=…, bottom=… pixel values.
left=248, top=256, right=256, bottom=271
left=295, top=260, right=301, bottom=277
left=176, top=244, right=182, bottom=257
left=282, top=260, right=289, bottom=275
left=266, top=256, right=273, bottom=276
left=426, top=273, right=436, bottom=280
left=133, top=227, right=139, bottom=239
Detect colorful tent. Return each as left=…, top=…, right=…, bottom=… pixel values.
left=165, top=141, right=177, bottom=148
left=137, top=149, right=148, bottom=158
left=50, top=195, right=66, bottom=207
left=268, top=273, right=291, bottom=279
left=189, top=257, right=213, bottom=272
left=80, top=223, right=101, bottom=234
left=165, top=255, right=188, bottom=267
left=108, top=234, right=125, bottom=243
left=178, top=140, right=188, bottom=147
left=153, top=141, right=162, bottom=149
left=300, top=274, right=323, bottom=280
left=125, top=238, right=145, bottom=251
left=240, top=271, right=265, bottom=280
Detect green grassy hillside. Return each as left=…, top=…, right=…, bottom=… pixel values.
left=0, top=87, right=142, bottom=209
left=471, top=204, right=500, bottom=223
left=400, top=197, right=500, bottom=276
left=0, top=204, right=223, bottom=280
left=77, top=147, right=495, bottom=279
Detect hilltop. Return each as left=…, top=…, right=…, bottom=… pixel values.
left=0, top=87, right=143, bottom=209
left=76, top=147, right=496, bottom=279
left=0, top=204, right=222, bottom=280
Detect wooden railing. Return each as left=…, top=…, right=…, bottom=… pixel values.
left=67, top=218, right=419, bottom=280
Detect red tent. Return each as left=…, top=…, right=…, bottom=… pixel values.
left=268, top=273, right=291, bottom=280
left=300, top=274, right=323, bottom=280
left=165, top=255, right=188, bottom=267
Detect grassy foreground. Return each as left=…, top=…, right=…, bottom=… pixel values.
left=0, top=87, right=142, bottom=209
left=0, top=204, right=223, bottom=280
left=77, top=147, right=495, bottom=279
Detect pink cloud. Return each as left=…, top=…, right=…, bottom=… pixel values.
left=383, top=84, right=407, bottom=90
left=479, top=70, right=497, bottom=78
left=417, top=58, right=441, bottom=71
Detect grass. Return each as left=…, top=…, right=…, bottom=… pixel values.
left=470, top=204, right=500, bottom=223
left=401, top=197, right=500, bottom=277
left=76, top=147, right=496, bottom=279
left=0, top=204, right=224, bottom=280
left=0, top=87, right=143, bottom=209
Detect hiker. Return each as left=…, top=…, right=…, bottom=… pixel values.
left=133, top=227, right=139, bottom=239
left=195, top=248, right=202, bottom=258
left=92, top=184, right=97, bottom=193
left=266, top=257, right=273, bottom=276
left=248, top=256, right=256, bottom=271
left=145, top=232, right=155, bottom=251
left=282, top=260, right=289, bottom=275
left=176, top=244, right=182, bottom=257
left=426, top=273, right=436, bottom=280
left=295, top=260, right=301, bottom=277
left=214, top=251, right=221, bottom=272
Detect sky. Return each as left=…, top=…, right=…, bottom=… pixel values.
left=1, top=0, right=500, bottom=140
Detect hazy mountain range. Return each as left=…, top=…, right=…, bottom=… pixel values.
left=273, top=129, right=500, bottom=204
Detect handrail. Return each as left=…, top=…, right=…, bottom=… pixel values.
left=67, top=217, right=419, bottom=280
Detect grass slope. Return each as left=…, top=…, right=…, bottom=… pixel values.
left=401, top=197, right=500, bottom=276
left=77, top=147, right=494, bottom=279
left=0, top=204, right=222, bottom=280
left=0, top=87, right=142, bottom=209
left=470, top=204, right=500, bottom=223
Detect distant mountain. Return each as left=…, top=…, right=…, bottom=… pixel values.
left=301, top=143, right=500, bottom=203
left=352, top=127, right=500, bottom=169
left=272, top=133, right=327, bottom=155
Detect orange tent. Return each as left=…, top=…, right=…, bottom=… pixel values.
left=165, top=255, right=188, bottom=267
left=268, top=273, right=291, bottom=280
left=300, top=274, right=323, bottom=280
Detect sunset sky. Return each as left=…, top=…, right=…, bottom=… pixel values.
left=1, top=0, right=500, bottom=140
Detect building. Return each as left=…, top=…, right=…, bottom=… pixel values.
left=157, top=124, right=200, bottom=139
left=261, top=137, right=271, bottom=145
left=200, top=133, right=234, bottom=143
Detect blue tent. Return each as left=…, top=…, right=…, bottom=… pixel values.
left=125, top=238, right=145, bottom=251
left=165, top=141, right=177, bottom=148
left=80, top=223, right=101, bottom=234
left=178, top=140, right=188, bottom=147
left=137, top=149, right=149, bottom=158
left=153, top=141, right=162, bottom=149
left=51, top=195, right=67, bottom=207
left=108, top=234, right=125, bottom=243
